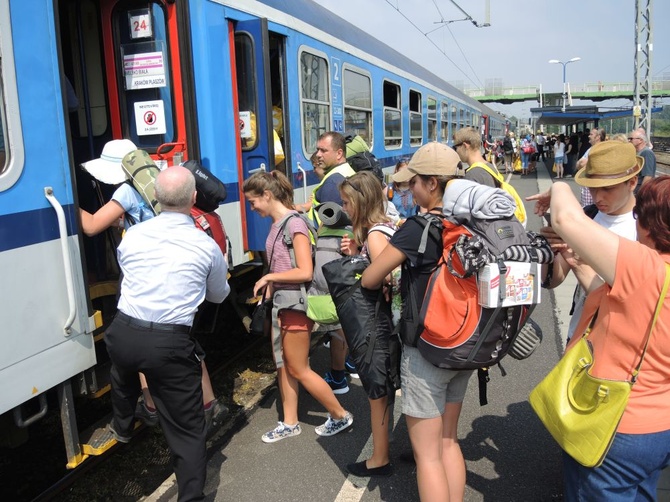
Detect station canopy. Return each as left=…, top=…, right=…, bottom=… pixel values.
left=530, top=105, right=662, bottom=127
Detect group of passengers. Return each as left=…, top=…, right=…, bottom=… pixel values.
left=81, top=126, right=669, bottom=501
left=243, top=128, right=670, bottom=501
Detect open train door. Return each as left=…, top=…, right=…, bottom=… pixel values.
left=98, top=0, right=193, bottom=165
left=233, top=18, right=275, bottom=251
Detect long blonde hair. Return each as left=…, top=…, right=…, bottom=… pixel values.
left=339, top=171, right=389, bottom=245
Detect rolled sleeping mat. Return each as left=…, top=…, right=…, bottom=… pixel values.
left=316, top=201, right=351, bottom=228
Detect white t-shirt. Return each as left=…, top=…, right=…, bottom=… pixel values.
left=554, top=142, right=566, bottom=157
left=567, top=210, right=637, bottom=340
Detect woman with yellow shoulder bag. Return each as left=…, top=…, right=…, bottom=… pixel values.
left=527, top=142, right=670, bottom=500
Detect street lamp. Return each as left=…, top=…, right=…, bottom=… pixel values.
left=548, top=57, right=581, bottom=113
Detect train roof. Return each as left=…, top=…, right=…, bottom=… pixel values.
left=254, top=0, right=506, bottom=121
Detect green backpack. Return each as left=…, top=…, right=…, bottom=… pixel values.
left=121, top=149, right=161, bottom=215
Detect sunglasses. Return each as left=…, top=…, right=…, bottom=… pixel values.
left=343, top=178, right=364, bottom=195
left=452, top=142, right=464, bottom=149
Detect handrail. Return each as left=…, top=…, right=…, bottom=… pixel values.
left=13, top=394, right=48, bottom=427
left=296, top=161, right=308, bottom=203
left=44, top=187, right=76, bottom=335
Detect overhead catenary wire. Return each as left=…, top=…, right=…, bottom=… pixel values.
left=383, top=0, right=481, bottom=90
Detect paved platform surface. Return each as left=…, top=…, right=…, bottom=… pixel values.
left=146, top=161, right=670, bottom=502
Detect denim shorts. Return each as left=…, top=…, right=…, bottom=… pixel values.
left=562, top=429, right=670, bottom=501
left=400, top=345, right=474, bottom=419
left=554, top=156, right=564, bottom=164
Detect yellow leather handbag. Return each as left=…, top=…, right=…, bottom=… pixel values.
left=529, top=264, right=669, bottom=468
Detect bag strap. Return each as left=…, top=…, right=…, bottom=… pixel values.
left=280, top=212, right=315, bottom=305
left=631, top=263, right=670, bottom=383
left=469, top=161, right=503, bottom=187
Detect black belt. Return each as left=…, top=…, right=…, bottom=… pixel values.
left=115, top=311, right=191, bottom=334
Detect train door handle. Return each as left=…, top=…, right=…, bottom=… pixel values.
left=44, top=187, right=77, bottom=336
left=296, top=161, right=308, bottom=202
left=248, top=163, right=267, bottom=175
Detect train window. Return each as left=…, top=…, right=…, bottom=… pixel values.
left=299, top=50, right=330, bottom=156
left=113, top=2, right=176, bottom=151
left=343, top=67, right=372, bottom=146
left=409, top=90, right=422, bottom=146
left=451, top=104, right=458, bottom=139
left=440, top=102, right=449, bottom=143
left=0, top=0, right=25, bottom=191
left=427, top=96, right=437, bottom=142
left=235, top=33, right=258, bottom=150
left=458, top=108, right=465, bottom=129
left=383, top=80, right=401, bottom=148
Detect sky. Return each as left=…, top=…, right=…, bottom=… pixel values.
left=314, top=0, right=670, bottom=120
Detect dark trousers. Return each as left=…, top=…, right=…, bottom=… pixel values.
left=537, top=144, right=546, bottom=161
left=106, top=314, right=206, bottom=502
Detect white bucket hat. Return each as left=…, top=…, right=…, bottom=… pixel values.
left=81, top=139, right=137, bottom=185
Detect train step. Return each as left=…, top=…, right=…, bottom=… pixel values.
left=80, top=415, right=143, bottom=457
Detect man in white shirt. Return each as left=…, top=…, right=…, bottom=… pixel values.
left=540, top=141, right=639, bottom=344
left=536, top=132, right=547, bottom=162
left=106, top=166, right=229, bottom=502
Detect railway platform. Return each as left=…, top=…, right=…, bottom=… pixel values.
left=145, top=162, right=670, bottom=502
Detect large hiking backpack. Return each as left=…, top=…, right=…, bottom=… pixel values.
left=192, top=206, right=228, bottom=260
left=503, top=137, right=514, bottom=153
left=344, top=134, right=384, bottom=183
left=413, top=182, right=553, bottom=374
left=121, top=149, right=161, bottom=215
left=468, top=161, right=527, bottom=227
left=305, top=203, right=353, bottom=324
left=121, top=151, right=228, bottom=256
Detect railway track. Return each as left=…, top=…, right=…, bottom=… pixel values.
left=656, top=150, right=670, bottom=176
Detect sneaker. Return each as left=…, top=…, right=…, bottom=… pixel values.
left=204, top=399, right=229, bottom=432
left=261, top=422, right=301, bottom=443
left=135, top=400, right=159, bottom=427
left=315, top=412, right=354, bottom=437
left=324, top=372, right=349, bottom=394
left=345, top=357, right=359, bottom=379
left=108, top=422, right=132, bottom=443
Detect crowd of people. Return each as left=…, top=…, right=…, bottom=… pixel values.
left=84, top=125, right=667, bottom=501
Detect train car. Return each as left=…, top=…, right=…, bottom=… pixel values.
left=0, top=0, right=506, bottom=469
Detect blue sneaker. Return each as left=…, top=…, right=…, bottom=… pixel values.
left=324, top=372, right=349, bottom=394
left=345, top=357, right=359, bottom=379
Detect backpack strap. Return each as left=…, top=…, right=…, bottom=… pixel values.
left=279, top=213, right=317, bottom=304
left=468, top=161, right=503, bottom=187
left=411, top=213, right=443, bottom=256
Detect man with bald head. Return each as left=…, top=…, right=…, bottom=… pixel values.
left=105, top=165, right=229, bottom=501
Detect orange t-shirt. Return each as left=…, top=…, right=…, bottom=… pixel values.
left=567, top=238, right=670, bottom=434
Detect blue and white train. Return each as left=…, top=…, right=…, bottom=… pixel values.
left=0, top=0, right=507, bottom=468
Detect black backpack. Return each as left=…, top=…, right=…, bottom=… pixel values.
left=347, top=151, right=385, bottom=184
left=182, top=160, right=227, bottom=212
left=503, top=137, right=513, bottom=153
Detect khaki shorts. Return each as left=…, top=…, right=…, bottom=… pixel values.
left=400, top=346, right=474, bottom=419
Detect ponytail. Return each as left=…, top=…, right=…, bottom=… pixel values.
left=242, top=170, right=295, bottom=209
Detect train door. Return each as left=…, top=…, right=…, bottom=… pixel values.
left=233, top=18, right=283, bottom=251
left=0, top=0, right=97, bottom=462
left=59, top=0, right=193, bottom=278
